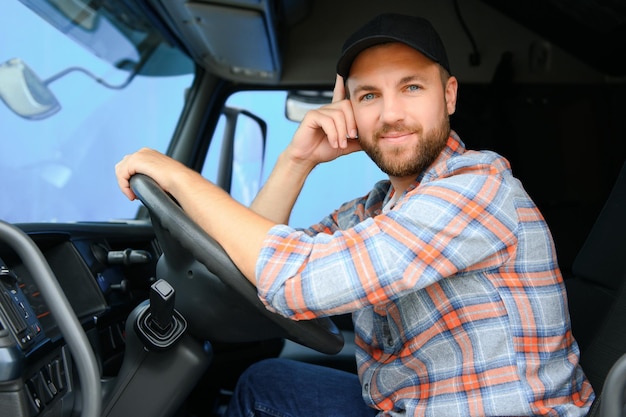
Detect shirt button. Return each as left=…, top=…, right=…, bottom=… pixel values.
left=364, top=383, right=369, bottom=391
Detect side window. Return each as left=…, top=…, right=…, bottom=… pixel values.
left=203, top=90, right=385, bottom=228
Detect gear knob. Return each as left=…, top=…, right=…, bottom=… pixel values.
left=149, top=279, right=175, bottom=334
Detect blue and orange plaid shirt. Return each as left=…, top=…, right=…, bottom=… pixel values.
left=255, top=132, right=595, bottom=416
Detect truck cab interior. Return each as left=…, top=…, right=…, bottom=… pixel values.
left=0, top=1, right=625, bottom=417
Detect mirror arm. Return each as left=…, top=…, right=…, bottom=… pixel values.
left=44, top=35, right=159, bottom=90
left=43, top=66, right=135, bottom=90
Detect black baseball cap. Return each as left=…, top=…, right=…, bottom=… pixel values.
left=336, top=13, right=451, bottom=78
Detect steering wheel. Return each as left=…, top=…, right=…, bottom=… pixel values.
left=129, top=174, right=344, bottom=355
left=0, top=221, right=101, bottom=417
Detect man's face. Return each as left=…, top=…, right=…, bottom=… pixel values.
left=346, top=42, right=458, bottom=180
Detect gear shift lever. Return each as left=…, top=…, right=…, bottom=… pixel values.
left=149, top=279, right=175, bottom=334
left=135, top=279, right=186, bottom=350
left=104, top=281, right=209, bottom=417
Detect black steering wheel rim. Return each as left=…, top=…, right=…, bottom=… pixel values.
left=0, top=221, right=101, bottom=417
left=130, top=174, right=344, bottom=355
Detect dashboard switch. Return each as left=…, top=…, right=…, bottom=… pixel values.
left=107, top=248, right=152, bottom=265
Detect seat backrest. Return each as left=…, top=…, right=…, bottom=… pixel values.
left=567, top=161, right=626, bottom=357
left=572, top=162, right=626, bottom=291
left=564, top=160, right=626, bottom=415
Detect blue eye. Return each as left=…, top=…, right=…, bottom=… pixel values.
left=407, top=85, right=419, bottom=92
left=362, top=93, right=375, bottom=101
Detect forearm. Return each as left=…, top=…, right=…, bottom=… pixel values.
left=166, top=168, right=275, bottom=283
left=249, top=150, right=315, bottom=224
left=250, top=79, right=360, bottom=223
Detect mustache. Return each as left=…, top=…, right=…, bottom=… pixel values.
left=373, top=123, right=421, bottom=139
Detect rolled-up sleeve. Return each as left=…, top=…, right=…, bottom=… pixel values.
left=255, top=172, right=519, bottom=320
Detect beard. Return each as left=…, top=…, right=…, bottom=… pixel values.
left=360, top=112, right=451, bottom=178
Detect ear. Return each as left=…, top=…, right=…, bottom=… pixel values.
left=444, top=76, right=458, bottom=115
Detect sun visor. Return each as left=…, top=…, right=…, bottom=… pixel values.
left=160, top=0, right=282, bottom=83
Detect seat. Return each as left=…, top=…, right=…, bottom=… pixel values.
left=564, top=160, right=626, bottom=416
left=598, top=352, right=626, bottom=417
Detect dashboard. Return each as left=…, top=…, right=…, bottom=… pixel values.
left=0, top=222, right=160, bottom=417
left=1, top=242, right=106, bottom=347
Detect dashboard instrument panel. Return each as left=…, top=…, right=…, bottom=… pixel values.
left=0, top=238, right=108, bottom=350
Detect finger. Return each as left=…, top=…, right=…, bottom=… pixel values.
left=332, top=74, right=346, bottom=103
left=319, top=102, right=357, bottom=148
left=337, top=99, right=357, bottom=145
left=344, top=138, right=362, bottom=154
left=114, top=157, right=137, bottom=201
left=314, top=108, right=344, bottom=149
left=331, top=76, right=358, bottom=143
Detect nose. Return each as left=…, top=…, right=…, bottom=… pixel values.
left=379, top=93, right=405, bottom=125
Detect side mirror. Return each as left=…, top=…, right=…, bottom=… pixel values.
left=0, top=55, right=153, bottom=121
left=217, top=107, right=267, bottom=206
left=0, top=58, right=61, bottom=120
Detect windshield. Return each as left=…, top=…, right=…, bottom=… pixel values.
left=1, top=0, right=194, bottom=223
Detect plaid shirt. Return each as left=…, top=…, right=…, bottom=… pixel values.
left=256, top=133, right=595, bottom=416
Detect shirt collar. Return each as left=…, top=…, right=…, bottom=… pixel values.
left=406, top=130, right=466, bottom=193
left=381, top=131, right=466, bottom=211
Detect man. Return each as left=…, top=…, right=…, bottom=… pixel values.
left=116, top=13, right=594, bottom=417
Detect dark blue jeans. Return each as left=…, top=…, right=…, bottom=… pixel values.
left=224, top=357, right=380, bottom=417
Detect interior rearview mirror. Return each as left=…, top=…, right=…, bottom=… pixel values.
left=285, top=90, right=333, bottom=122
